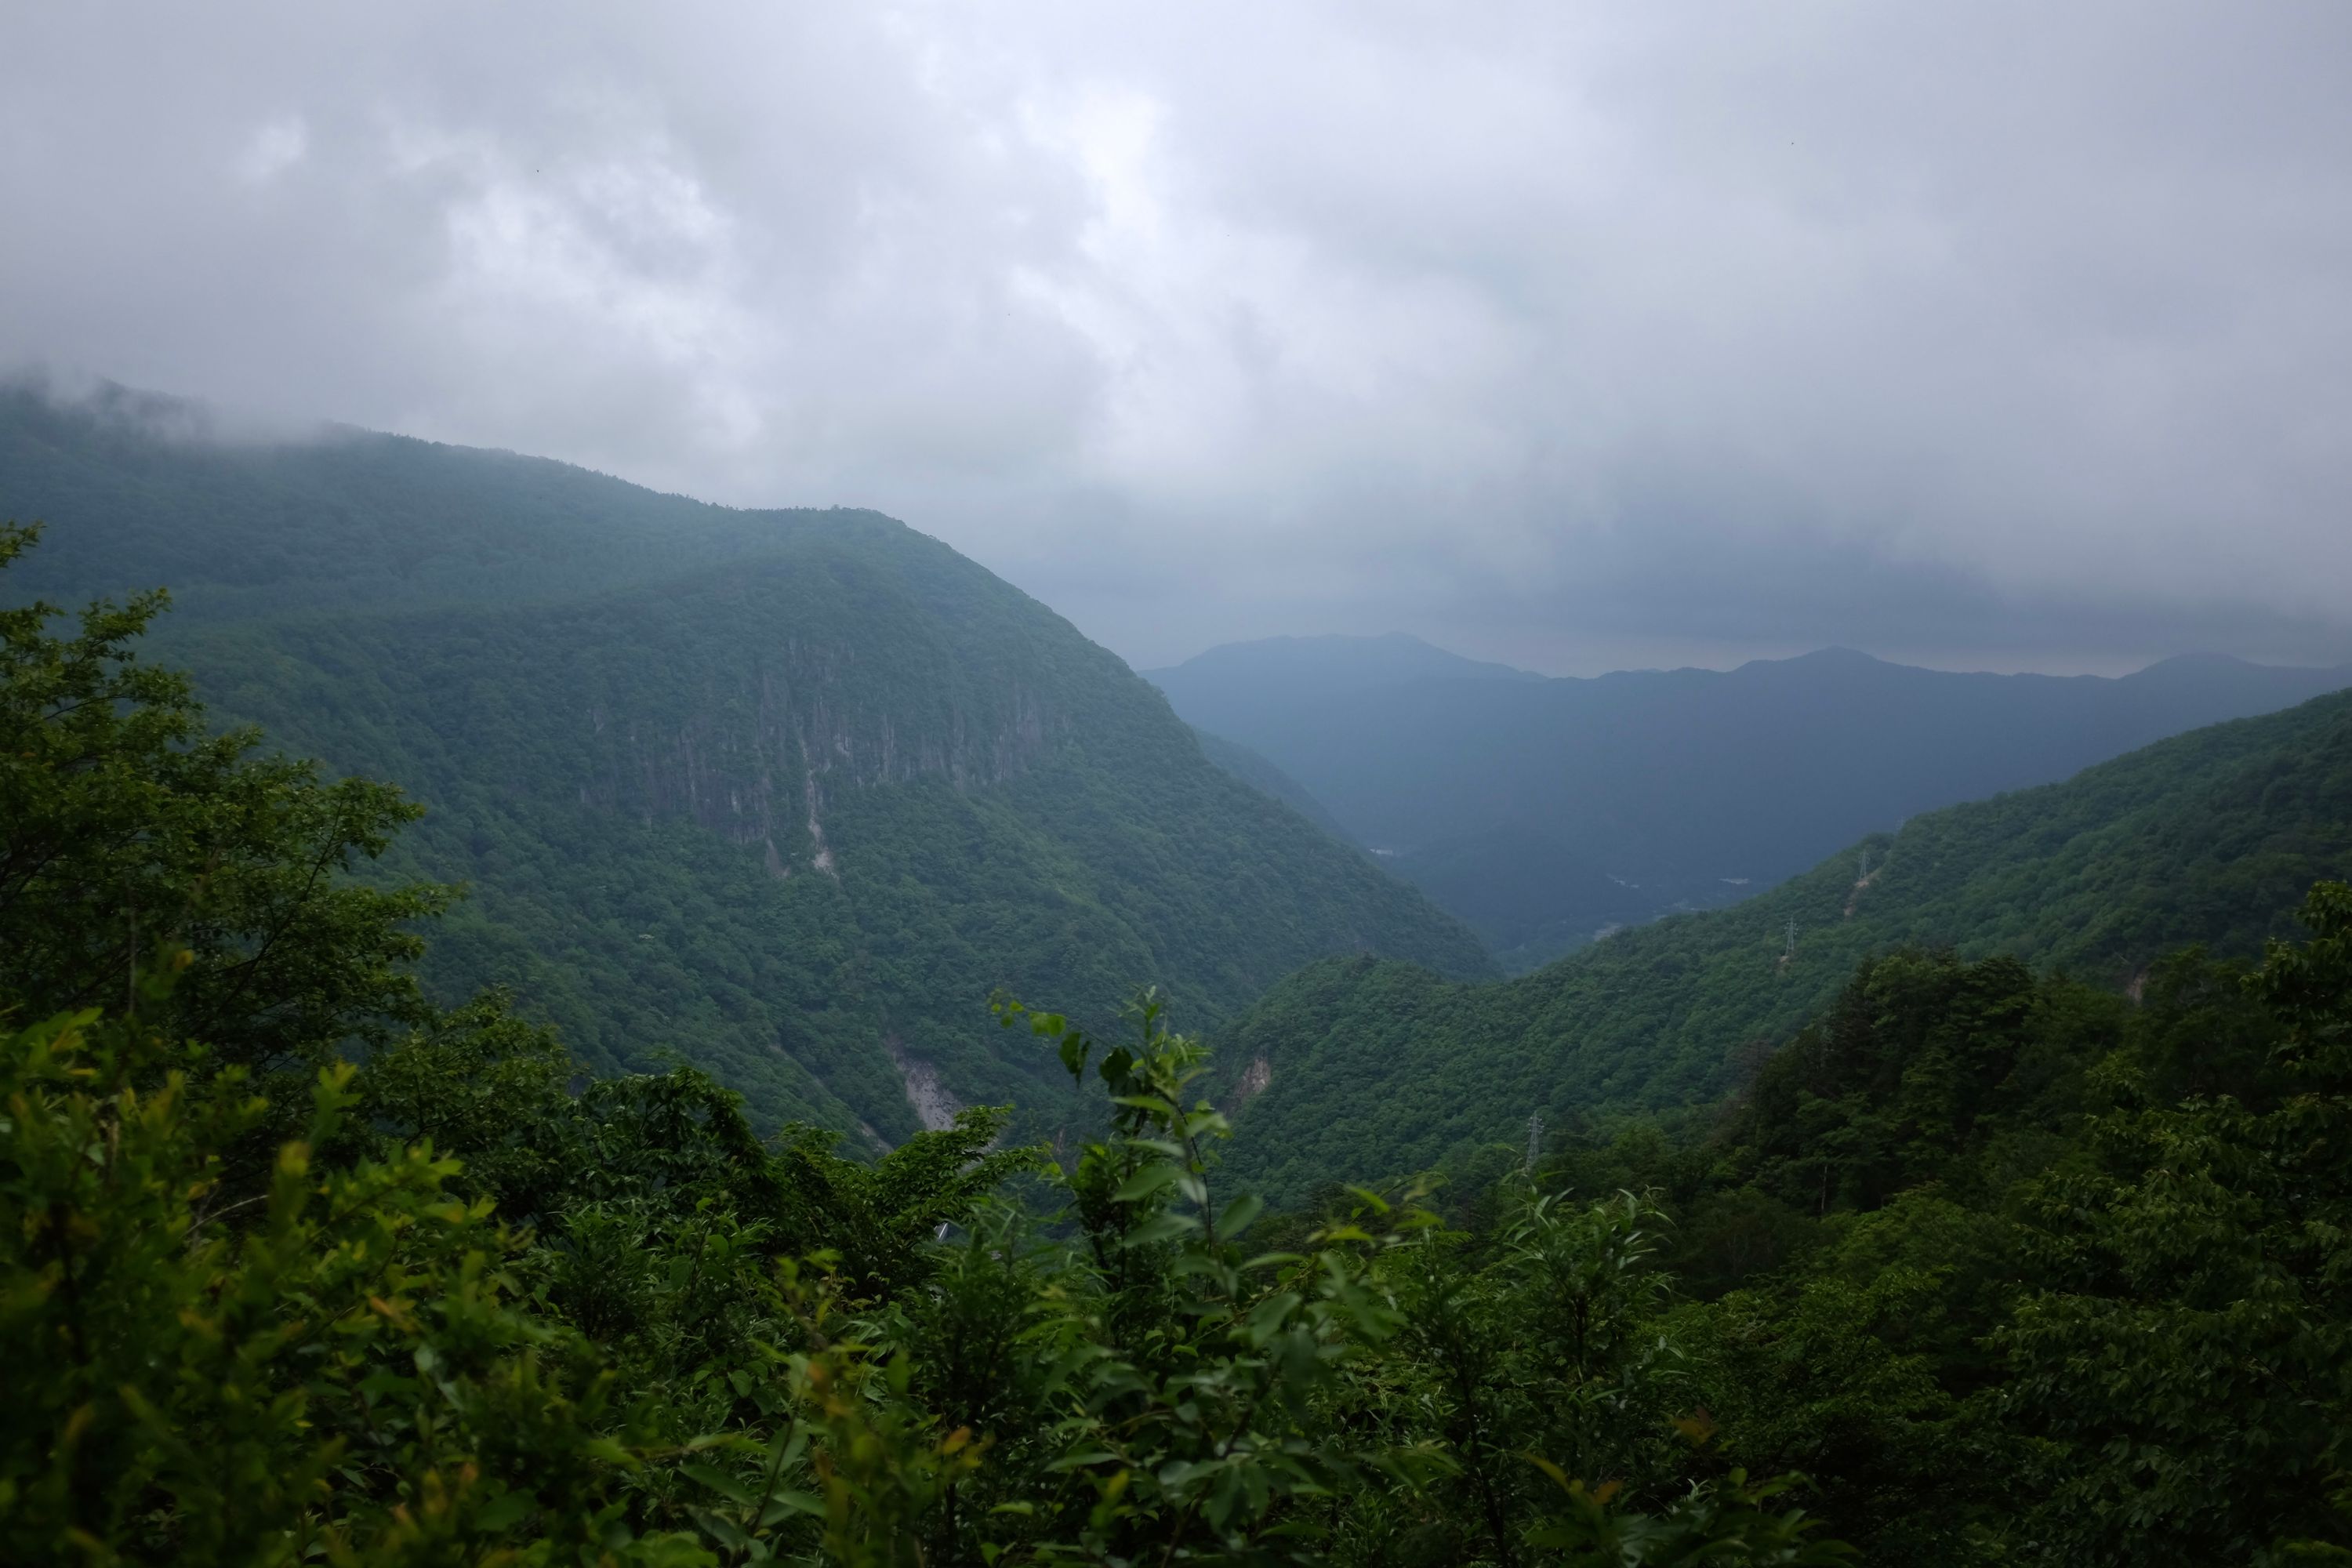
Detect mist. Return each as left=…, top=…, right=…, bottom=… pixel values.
left=5, top=2, right=2349, bottom=671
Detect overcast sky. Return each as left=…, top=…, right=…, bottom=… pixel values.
left=4, top=3, right=2349, bottom=673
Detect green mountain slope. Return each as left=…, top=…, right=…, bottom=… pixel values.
left=1189, top=727, right=1355, bottom=844
left=1, top=383, right=1492, bottom=1144
left=1218, top=689, right=2352, bottom=1202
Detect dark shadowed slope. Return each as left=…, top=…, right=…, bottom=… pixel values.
left=1189, top=727, right=1356, bottom=844
left=1217, top=689, right=2352, bottom=1203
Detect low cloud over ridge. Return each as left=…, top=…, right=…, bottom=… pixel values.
left=4, top=2, right=2348, bottom=671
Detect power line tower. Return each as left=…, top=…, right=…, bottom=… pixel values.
left=1784, top=920, right=1798, bottom=960
left=1858, top=847, right=1870, bottom=881
left=1525, top=1110, right=1544, bottom=1173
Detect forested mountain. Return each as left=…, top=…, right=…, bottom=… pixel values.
left=0, top=382, right=1490, bottom=1143
left=1216, top=687, right=2352, bottom=1202
left=1150, top=635, right=2352, bottom=967
left=10, top=506, right=2348, bottom=1564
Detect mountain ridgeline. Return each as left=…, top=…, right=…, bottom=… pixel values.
left=1214, top=684, right=2352, bottom=1203
left=0, top=383, right=1490, bottom=1144
left=1149, top=633, right=2352, bottom=967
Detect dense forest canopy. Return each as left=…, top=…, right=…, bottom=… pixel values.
left=3, top=524, right=2347, bottom=1563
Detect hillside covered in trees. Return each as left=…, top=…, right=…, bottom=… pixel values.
left=1217, top=687, right=2352, bottom=1201
left=0, top=384, right=1488, bottom=1144
left=5, top=517, right=2346, bottom=1564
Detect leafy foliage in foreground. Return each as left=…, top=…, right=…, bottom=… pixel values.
left=2, top=975, right=1860, bottom=1565
left=0, top=527, right=437, bottom=1076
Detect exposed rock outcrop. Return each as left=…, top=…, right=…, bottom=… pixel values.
left=885, top=1036, right=963, bottom=1134
left=570, top=652, right=1062, bottom=874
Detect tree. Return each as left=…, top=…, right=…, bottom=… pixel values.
left=1998, top=882, right=2352, bottom=1563
left=0, top=521, right=445, bottom=1083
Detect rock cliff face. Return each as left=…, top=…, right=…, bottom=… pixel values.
left=885, top=1036, right=964, bottom=1134
left=583, top=663, right=1058, bottom=872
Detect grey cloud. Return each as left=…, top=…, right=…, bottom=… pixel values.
left=2, top=2, right=2347, bottom=674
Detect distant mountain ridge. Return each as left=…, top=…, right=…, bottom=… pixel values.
left=0, top=381, right=1492, bottom=1145
left=1149, top=633, right=2352, bottom=967
left=1148, top=631, right=1540, bottom=702
left=1215, top=685, right=2352, bottom=1204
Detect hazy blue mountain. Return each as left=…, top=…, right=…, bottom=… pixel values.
left=0, top=382, right=1492, bottom=1144
left=1144, top=633, right=1539, bottom=746
left=1149, top=636, right=2352, bottom=967
left=1384, top=824, right=1650, bottom=966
